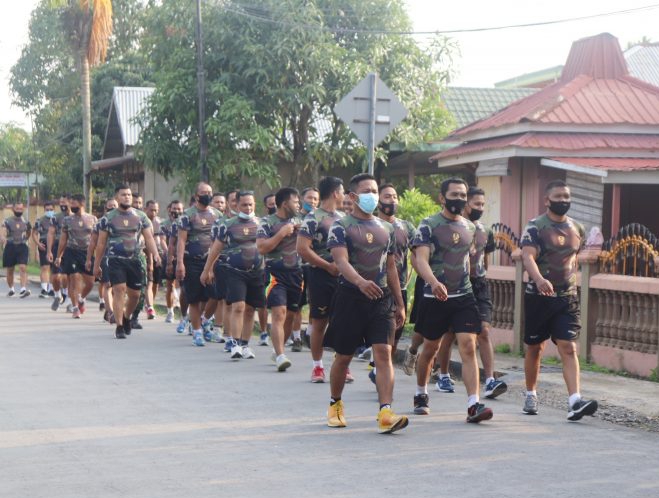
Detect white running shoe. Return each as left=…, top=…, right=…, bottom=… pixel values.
left=231, top=344, right=243, bottom=359
left=241, top=346, right=255, bottom=359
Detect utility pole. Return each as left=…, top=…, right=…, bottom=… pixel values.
left=195, top=0, right=209, bottom=182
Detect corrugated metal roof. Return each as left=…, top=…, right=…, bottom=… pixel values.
left=560, top=32, right=627, bottom=82
left=550, top=157, right=659, bottom=171
left=441, top=87, right=537, bottom=129
left=625, top=44, right=659, bottom=88
left=112, top=87, right=155, bottom=147
left=432, top=132, right=659, bottom=161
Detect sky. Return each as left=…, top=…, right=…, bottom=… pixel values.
left=1, top=0, right=658, bottom=129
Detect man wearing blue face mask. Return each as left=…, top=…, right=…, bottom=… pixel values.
left=33, top=201, right=56, bottom=298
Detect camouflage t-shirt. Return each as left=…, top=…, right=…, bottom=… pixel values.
left=62, top=213, right=97, bottom=251
left=257, top=214, right=303, bottom=271
left=391, top=217, right=416, bottom=289
left=51, top=211, right=67, bottom=239
left=326, top=214, right=395, bottom=289
left=520, top=213, right=585, bottom=297
left=98, top=208, right=152, bottom=259
left=412, top=213, right=475, bottom=296
left=178, top=206, right=221, bottom=259
left=213, top=216, right=263, bottom=271
left=298, top=207, right=344, bottom=264
left=3, top=215, right=30, bottom=245
left=34, top=214, right=53, bottom=242
left=150, top=216, right=166, bottom=256
left=470, top=221, right=495, bottom=279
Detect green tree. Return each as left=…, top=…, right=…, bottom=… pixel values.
left=136, top=0, right=456, bottom=192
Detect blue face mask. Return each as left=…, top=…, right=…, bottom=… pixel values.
left=238, top=211, right=253, bottom=220
left=356, top=193, right=378, bottom=214
left=45, top=210, right=55, bottom=218
left=302, top=202, right=313, bottom=213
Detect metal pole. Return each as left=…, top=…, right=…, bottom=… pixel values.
left=195, top=0, right=209, bottom=183
left=367, top=72, right=377, bottom=175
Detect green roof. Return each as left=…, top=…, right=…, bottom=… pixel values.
left=494, top=65, right=563, bottom=89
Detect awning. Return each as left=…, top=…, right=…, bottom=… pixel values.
left=91, top=152, right=134, bottom=172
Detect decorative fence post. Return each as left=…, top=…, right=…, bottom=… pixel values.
left=578, top=249, right=601, bottom=362
left=512, top=249, right=525, bottom=355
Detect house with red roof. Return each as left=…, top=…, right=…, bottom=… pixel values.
left=430, top=33, right=659, bottom=239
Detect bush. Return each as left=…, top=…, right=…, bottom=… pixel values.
left=397, top=188, right=439, bottom=226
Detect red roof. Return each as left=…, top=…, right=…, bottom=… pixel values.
left=431, top=132, right=659, bottom=160
left=447, top=33, right=659, bottom=139
left=549, top=157, right=659, bottom=171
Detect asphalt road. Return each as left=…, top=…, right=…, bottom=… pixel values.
left=1, top=282, right=658, bottom=498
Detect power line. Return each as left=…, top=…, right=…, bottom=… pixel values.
left=222, top=2, right=659, bottom=36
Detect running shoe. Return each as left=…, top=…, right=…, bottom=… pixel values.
left=302, top=329, right=311, bottom=349
left=72, top=307, right=81, bottom=319
left=276, top=354, right=292, bottom=372
left=429, top=366, right=441, bottom=384
left=436, top=377, right=455, bottom=393
left=567, top=398, right=598, bottom=421
left=523, top=394, right=538, bottom=415
left=192, top=331, right=205, bottom=347
left=291, top=338, right=303, bottom=352
left=327, top=400, right=347, bottom=428
left=345, top=368, right=355, bottom=384
left=377, top=407, right=408, bottom=434
left=19, top=289, right=31, bottom=299
left=78, top=300, right=86, bottom=314
left=241, top=346, right=255, bottom=359
left=358, top=347, right=372, bottom=361
left=130, top=318, right=143, bottom=330
left=176, top=318, right=188, bottom=334
left=7, top=290, right=15, bottom=297
left=402, top=346, right=418, bottom=376
left=230, top=344, right=243, bottom=359
left=258, top=332, right=269, bottom=346
left=484, top=379, right=508, bottom=399
left=99, top=301, right=105, bottom=311
left=39, top=289, right=48, bottom=299
left=123, top=317, right=132, bottom=336
left=51, top=296, right=61, bottom=311
left=48, top=289, right=55, bottom=297
left=204, top=329, right=222, bottom=343
left=311, top=366, right=325, bottom=383
left=103, top=310, right=111, bottom=323
left=66, top=303, right=73, bottom=313
left=284, top=337, right=294, bottom=347
left=467, top=403, right=493, bottom=423
left=115, top=325, right=126, bottom=339
left=165, top=310, right=174, bottom=323
left=413, top=394, right=430, bottom=415
left=368, top=365, right=376, bottom=385
left=146, top=307, right=156, bottom=320
left=224, top=338, right=237, bottom=353
left=109, top=312, right=116, bottom=324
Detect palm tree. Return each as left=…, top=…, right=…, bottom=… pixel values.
left=50, top=0, right=113, bottom=207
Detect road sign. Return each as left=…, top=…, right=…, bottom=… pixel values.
left=0, top=171, right=27, bottom=187
left=334, top=73, right=408, bottom=174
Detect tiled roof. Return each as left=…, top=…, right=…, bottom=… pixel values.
left=441, top=87, right=537, bottom=129
left=549, top=157, right=659, bottom=171
left=625, top=44, right=659, bottom=88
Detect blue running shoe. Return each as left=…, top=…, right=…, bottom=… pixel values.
left=176, top=318, right=188, bottom=334
left=368, top=369, right=376, bottom=385
left=192, top=331, right=205, bottom=347
left=436, top=377, right=455, bottom=393
left=224, top=338, right=237, bottom=353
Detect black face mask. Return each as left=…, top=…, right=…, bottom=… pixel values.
left=14, top=211, right=23, bottom=218
left=468, top=209, right=483, bottom=222
left=549, top=201, right=570, bottom=216
left=445, top=198, right=467, bottom=215
left=267, top=207, right=276, bottom=215
left=60, top=205, right=68, bottom=212
left=197, top=194, right=212, bottom=207
left=171, top=212, right=180, bottom=219
left=119, top=203, right=131, bottom=210
left=378, top=202, right=398, bottom=216
left=70, top=206, right=80, bottom=214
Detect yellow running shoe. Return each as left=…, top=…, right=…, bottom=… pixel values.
left=327, top=400, right=347, bottom=428
left=377, top=407, right=408, bottom=434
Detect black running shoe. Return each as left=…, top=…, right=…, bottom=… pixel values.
left=99, top=301, right=105, bottom=311
left=48, top=289, right=55, bottom=297
left=39, top=289, right=48, bottom=299
left=19, top=289, right=30, bottom=298
left=467, top=403, right=493, bottom=423
left=6, top=290, right=15, bottom=297
left=567, top=399, right=598, bottom=421
left=130, top=318, right=143, bottom=330
left=413, top=394, right=430, bottom=415
left=123, top=316, right=132, bottom=336
left=115, top=325, right=126, bottom=339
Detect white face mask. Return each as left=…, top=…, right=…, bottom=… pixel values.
left=238, top=211, right=254, bottom=220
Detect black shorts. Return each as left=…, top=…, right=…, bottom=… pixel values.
left=307, top=266, right=338, bottom=319
left=183, top=257, right=208, bottom=305
left=213, top=262, right=227, bottom=301
left=471, top=277, right=493, bottom=324
left=108, top=257, right=144, bottom=290
left=524, top=294, right=580, bottom=345
left=62, top=247, right=92, bottom=276
left=266, top=269, right=303, bottom=311
left=166, top=260, right=177, bottom=282
left=101, top=257, right=111, bottom=284
left=38, top=243, right=50, bottom=267
left=409, top=275, right=425, bottom=325
left=2, top=243, right=28, bottom=268
left=298, top=265, right=310, bottom=307
left=50, top=241, right=63, bottom=274
left=394, top=289, right=409, bottom=342
left=150, top=264, right=165, bottom=286
left=323, top=284, right=395, bottom=356
left=224, top=266, right=266, bottom=309
left=416, top=293, right=481, bottom=340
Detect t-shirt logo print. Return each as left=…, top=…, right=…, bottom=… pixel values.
left=78, top=220, right=83, bottom=227
left=123, top=219, right=129, bottom=226
left=15, top=223, right=20, bottom=229
left=558, top=235, right=566, bottom=246
left=243, top=227, right=249, bottom=235
left=201, top=219, right=207, bottom=226
left=452, top=232, right=460, bottom=244
left=366, top=232, right=374, bottom=244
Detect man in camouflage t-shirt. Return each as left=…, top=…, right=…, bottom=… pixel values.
left=297, top=176, right=345, bottom=383
left=256, top=187, right=302, bottom=372
left=1, top=201, right=31, bottom=297
left=202, top=191, right=264, bottom=360
left=54, top=194, right=97, bottom=319
left=520, top=179, right=597, bottom=421
left=94, top=185, right=160, bottom=339
left=411, top=178, right=493, bottom=424
left=33, top=200, right=56, bottom=297
left=324, top=173, right=407, bottom=434
left=47, top=195, right=71, bottom=309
